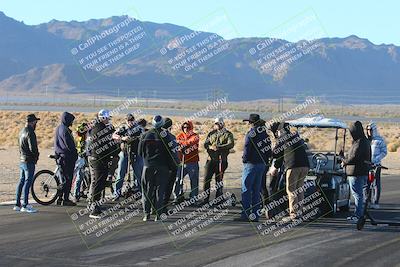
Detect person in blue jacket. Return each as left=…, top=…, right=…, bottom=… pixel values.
left=54, top=112, right=78, bottom=206
left=234, top=114, right=272, bottom=222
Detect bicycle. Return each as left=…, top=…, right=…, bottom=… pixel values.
left=31, top=154, right=65, bottom=205
left=32, top=154, right=115, bottom=205
left=356, top=162, right=400, bottom=230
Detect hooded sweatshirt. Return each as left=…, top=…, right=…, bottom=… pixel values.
left=344, top=121, right=371, bottom=176
left=368, top=122, right=387, bottom=164
left=176, top=121, right=200, bottom=164
left=138, top=127, right=179, bottom=170
left=54, top=112, right=78, bottom=162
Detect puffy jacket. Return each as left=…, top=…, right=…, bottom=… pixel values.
left=204, top=128, right=235, bottom=162
left=87, top=122, right=120, bottom=159
left=273, top=131, right=309, bottom=170
left=242, top=125, right=272, bottom=165
left=138, top=127, right=179, bottom=170
left=344, top=121, right=371, bottom=176
left=176, top=121, right=200, bottom=163
left=54, top=112, right=78, bottom=162
left=368, top=122, right=387, bottom=164
left=19, top=125, right=39, bottom=163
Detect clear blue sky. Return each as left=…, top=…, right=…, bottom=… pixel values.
left=1, top=0, right=399, bottom=45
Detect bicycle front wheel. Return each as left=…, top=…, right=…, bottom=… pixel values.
left=31, top=170, right=60, bottom=205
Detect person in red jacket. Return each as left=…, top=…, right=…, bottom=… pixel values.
left=173, top=121, right=200, bottom=204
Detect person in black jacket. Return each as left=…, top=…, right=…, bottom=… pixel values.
left=342, top=121, right=371, bottom=222
left=14, top=114, right=40, bottom=213
left=139, top=115, right=178, bottom=221
left=234, top=114, right=272, bottom=222
left=87, top=109, right=120, bottom=219
left=54, top=112, right=78, bottom=206
left=162, top=117, right=180, bottom=208
left=269, top=122, right=310, bottom=221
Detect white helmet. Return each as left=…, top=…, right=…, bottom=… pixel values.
left=98, top=109, right=112, bottom=120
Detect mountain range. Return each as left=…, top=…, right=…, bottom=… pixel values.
left=0, top=11, right=399, bottom=102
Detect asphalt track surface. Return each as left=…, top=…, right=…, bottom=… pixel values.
left=1, top=176, right=400, bottom=267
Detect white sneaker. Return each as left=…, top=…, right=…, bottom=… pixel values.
left=20, top=206, right=37, bottom=213
left=370, top=204, right=380, bottom=209
left=13, top=206, right=21, bottom=211
left=346, top=216, right=358, bottom=224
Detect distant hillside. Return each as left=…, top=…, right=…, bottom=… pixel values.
left=0, top=11, right=399, bottom=102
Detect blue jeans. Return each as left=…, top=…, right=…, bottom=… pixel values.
left=73, top=157, right=85, bottom=198
left=174, top=162, right=199, bottom=199
left=114, top=151, right=144, bottom=197
left=16, top=162, right=35, bottom=207
left=241, top=163, right=266, bottom=220
left=348, top=175, right=368, bottom=218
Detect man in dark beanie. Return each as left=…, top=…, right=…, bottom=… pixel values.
left=162, top=118, right=180, bottom=208
left=139, top=115, right=178, bottom=221
left=269, top=122, right=309, bottom=221
left=54, top=112, right=78, bottom=206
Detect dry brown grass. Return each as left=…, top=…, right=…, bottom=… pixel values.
left=0, top=111, right=399, bottom=154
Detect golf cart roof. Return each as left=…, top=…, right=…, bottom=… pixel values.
left=287, top=116, right=348, bottom=129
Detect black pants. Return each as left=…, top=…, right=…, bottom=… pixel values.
left=203, top=160, right=227, bottom=201
left=164, top=169, right=177, bottom=205
left=141, top=165, right=169, bottom=215
left=88, top=157, right=109, bottom=211
left=59, top=157, right=75, bottom=201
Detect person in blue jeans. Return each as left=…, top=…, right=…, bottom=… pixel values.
left=234, top=114, right=272, bottom=222
left=15, top=114, right=40, bottom=213
left=174, top=121, right=200, bottom=204
left=113, top=114, right=144, bottom=199
left=347, top=175, right=368, bottom=219
left=342, top=121, right=371, bottom=222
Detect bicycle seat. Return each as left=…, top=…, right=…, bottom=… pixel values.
left=48, top=154, right=60, bottom=159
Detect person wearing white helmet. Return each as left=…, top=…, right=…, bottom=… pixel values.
left=86, top=109, right=120, bottom=219
left=366, top=122, right=387, bottom=209
left=202, top=117, right=234, bottom=205
left=98, top=109, right=112, bottom=122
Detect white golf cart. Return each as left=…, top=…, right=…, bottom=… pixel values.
left=286, top=116, right=351, bottom=216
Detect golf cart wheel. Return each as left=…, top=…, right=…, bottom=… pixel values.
left=357, top=217, right=366, bottom=230
left=339, top=199, right=351, bottom=212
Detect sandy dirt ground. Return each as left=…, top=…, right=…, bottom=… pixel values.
left=0, top=147, right=244, bottom=203
left=1, top=146, right=399, bottom=203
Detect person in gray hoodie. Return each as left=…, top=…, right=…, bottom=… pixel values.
left=366, top=122, right=387, bottom=209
